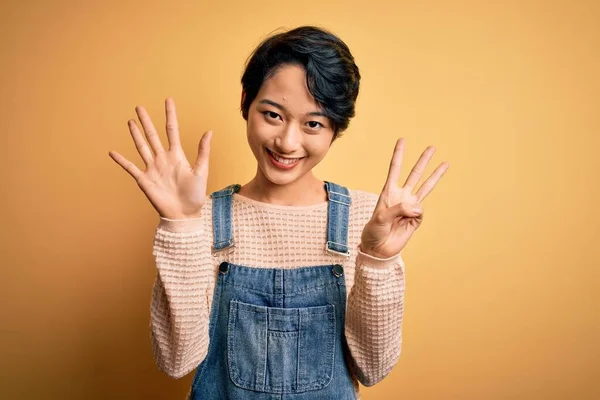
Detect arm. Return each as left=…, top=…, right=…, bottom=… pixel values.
left=109, top=98, right=217, bottom=378
left=150, top=216, right=213, bottom=378
left=347, top=138, right=448, bottom=385
left=345, top=248, right=405, bottom=386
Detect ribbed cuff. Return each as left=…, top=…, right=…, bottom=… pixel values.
left=356, top=245, right=402, bottom=270
left=157, top=216, right=204, bottom=233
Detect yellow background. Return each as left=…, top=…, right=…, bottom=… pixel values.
left=1, top=0, right=598, bottom=399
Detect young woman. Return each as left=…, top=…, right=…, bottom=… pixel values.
left=109, top=26, right=448, bottom=399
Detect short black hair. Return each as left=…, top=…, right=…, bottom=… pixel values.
left=240, top=26, right=360, bottom=138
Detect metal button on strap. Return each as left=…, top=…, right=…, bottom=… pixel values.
left=332, top=264, right=344, bottom=277
left=219, top=262, right=229, bottom=274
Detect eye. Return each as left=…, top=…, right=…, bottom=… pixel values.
left=263, top=111, right=282, bottom=121
left=306, top=121, right=324, bottom=130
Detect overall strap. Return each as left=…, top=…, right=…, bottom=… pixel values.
left=210, top=184, right=241, bottom=253
left=324, top=181, right=352, bottom=257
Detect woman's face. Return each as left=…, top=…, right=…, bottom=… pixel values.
left=246, top=64, right=335, bottom=187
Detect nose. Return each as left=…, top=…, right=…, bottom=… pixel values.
left=274, top=123, right=302, bottom=154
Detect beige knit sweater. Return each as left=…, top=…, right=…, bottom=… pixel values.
left=150, top=188, right=405, bottom=398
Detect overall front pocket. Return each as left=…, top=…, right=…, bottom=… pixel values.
left=227, top=299, right=336, bottom=394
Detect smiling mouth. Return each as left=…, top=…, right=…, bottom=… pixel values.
left=266, top=148, right=305, bottom=168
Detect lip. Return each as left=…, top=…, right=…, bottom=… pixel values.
left=266, top=148, right=305, bottom=170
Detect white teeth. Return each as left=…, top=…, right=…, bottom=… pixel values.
left=270, top=150, right=302, bottom=165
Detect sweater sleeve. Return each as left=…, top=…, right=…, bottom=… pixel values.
left=150, top=213, right=213, bottom=379
left=345, top=246, right=406, bottom=386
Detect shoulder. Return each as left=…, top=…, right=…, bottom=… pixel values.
left=349, top=188, right=379, bottom=206
left=344, top=189, right=378, bottom=234
left=348, top=188, right=379, bottom=216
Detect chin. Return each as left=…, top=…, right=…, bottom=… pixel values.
left=262, top=169, right=303, bottom=186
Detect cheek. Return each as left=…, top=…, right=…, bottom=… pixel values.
left=246, top=118, right=263, bottom=147
left=246, top=112, right=258, bottom=134
left=248, top=113, right=275, bottom=141
left=305, top=137, right=332, bottom=158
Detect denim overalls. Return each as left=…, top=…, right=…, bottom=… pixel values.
left=190, top=182, right=357, bottom=400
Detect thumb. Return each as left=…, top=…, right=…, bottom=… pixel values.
left=193, top=130, right=212, bottom=175
left=381, top=202, right=423, bottom=222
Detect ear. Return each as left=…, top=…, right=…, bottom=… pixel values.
left=240, top=89, right=246, bottom=108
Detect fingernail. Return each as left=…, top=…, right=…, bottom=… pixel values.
left=412, top=206, right=422, bottom=213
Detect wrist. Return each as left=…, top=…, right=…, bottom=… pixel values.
left=162, top=214, right=202, bottom=220
left=161, top=206, right=204, bottom=220
left=358, top=244, right=387, bottom=259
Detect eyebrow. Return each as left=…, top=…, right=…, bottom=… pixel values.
left=258, top=99, right=327, bottom=117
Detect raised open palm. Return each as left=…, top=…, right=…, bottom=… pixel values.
left=360, top=138, right=449, bottom=259
left=108, top=97, right=212, bottom=219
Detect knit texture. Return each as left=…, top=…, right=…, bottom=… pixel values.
left=150, top=189, right=405, bottom=398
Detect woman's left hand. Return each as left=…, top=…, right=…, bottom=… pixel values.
left=360, top=138, right=450, bottom=259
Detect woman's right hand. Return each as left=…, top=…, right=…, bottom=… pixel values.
left=108, top=97, right=212, bottom=220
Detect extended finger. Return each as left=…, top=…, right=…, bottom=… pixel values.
left=403, top=146, right=435, bottom=190
left=384, top=138, right=405, bottom=189
left=415, top=162, right=450, bottom=202
left=128, top=119, right=153, bottom=165
left=135, top=105, right=165, bottom=156
left=165, top=97, right=181, bottom=151
left=193, top=130, right=212, bottom=175
left=108, top=150, right=142, bottom=180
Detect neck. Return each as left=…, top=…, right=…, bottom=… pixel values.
left=240, top=168, right=327, bottom=206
